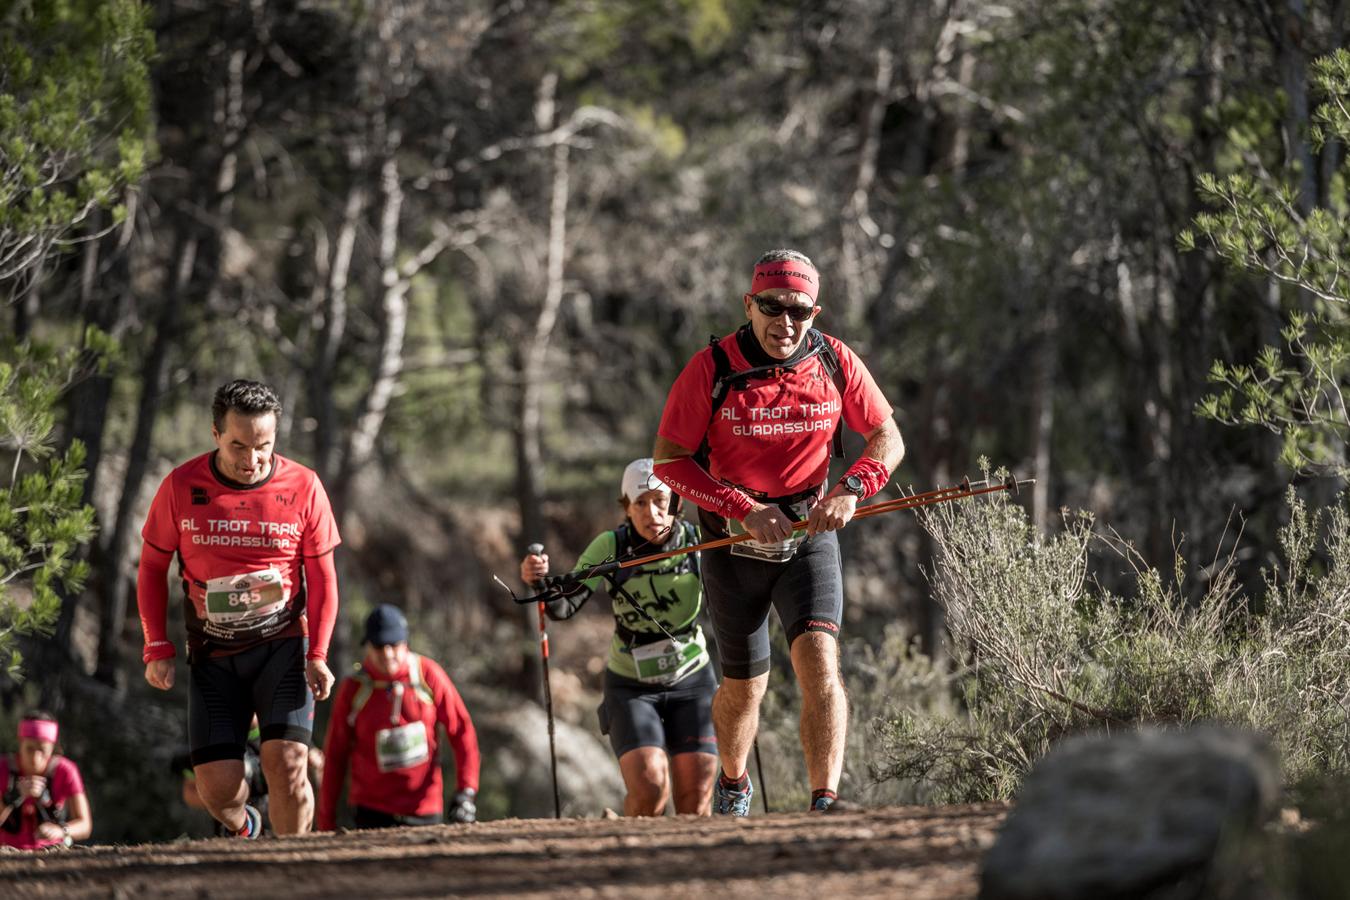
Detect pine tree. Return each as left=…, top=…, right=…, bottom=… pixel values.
left=0, top=343, right=97, bottom=679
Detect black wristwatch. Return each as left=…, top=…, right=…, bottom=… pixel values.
left=840, top=474, right=866, bottom=501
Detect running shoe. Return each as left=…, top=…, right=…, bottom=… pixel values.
left=810, top=795, right=861, bottom=813
left=234, top=803, right=263, bottom=839
left=713, top=774, right=754, bottom=817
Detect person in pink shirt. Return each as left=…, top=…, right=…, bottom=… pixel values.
left=0, top=712, right=92, bottom=849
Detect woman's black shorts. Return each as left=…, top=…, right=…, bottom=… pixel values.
left=598, top=663, right=717, bottom=759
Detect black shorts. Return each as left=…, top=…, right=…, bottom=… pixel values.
left=189, top=636, right=315, bottom=766
left=701, top=530, right=843, bottom=679
left=599, top=664, right=718, bottom=759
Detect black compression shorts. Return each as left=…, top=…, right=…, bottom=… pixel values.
left=189, top=636, right=314, bottom=766
left=598, top=664, right=718, bottom=759
left=700, top=530, right=843, bottom=679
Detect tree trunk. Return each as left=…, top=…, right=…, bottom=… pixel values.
left=52, top=208, right=135, bottom=655
left=1278, top=0, right=1317, bottom=217
left=515, top=75, right=571, bottom=548
left=337, top=152, right=406, bottom=513
left=94, top=47, right=246, bottom=687
left=92, top=229, right=196, bottom=686
left=839, top=47, right=892, bottom=334
left=310, top=183, right=366, bottom=487
left=1029, top=296, right=1057, bottom=534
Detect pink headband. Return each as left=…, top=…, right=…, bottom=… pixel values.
left=18, top=720, right=57, bottom=743
left=750, top=260, right=819, bottom=301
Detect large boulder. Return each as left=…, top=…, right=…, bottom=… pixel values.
left=470, top=687, right=625, bottom=819
left=980, top=725, right=1280, bottom=900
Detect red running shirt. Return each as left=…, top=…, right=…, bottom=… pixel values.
left=140, top=452, right=341, bottom=660
left=317, top=655, right=480, bottom=828
left=659, top=330, right=894, bottom=498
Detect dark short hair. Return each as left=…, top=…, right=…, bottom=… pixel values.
left=754, top=248, right=815, bottom=269
left=22, top=709, right=56, bottom=724
left=212, top=380, right=283, bottom=432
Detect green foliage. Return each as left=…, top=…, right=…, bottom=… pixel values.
left=876, top=485, right=1350, bottom=802
left=0, top=0, right=154, bottom=281
left=1190, top=50, right=1350, bottom=473
left=1181, top=170, right=1350, bottom=306
left=756, top=622, right=955, bottom=809
left=0, top=341, right=98, bottom=680
left=547, top=0, right=754, bottom=84
left=1310, top=49, right=1350, bottom=152
left=1197, top=313, right=1350, bottom=472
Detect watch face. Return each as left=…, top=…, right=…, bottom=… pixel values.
left=844, top=475, right=864, bottom=497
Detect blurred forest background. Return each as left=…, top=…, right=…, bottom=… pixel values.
left=5, top=0, right=1350, bottom=847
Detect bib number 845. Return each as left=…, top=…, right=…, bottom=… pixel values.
left=229, top=590, right=263, bottom=607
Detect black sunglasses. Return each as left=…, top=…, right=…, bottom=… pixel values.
left=752, top=295, right=818, bottom=322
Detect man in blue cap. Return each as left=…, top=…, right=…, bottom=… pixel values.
left=317, top=605, right=480, bottom=829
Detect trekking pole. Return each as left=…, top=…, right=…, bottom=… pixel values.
left=511, top=476, right=1034, bottom=599
left=753, top=739, right=770, bottom=813
left=523, top=544, right=562, bottom=819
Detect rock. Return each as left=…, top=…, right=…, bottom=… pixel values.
left=980, top=725, right=1280, bottom=900
left=472, top=689, right=625, bottom=818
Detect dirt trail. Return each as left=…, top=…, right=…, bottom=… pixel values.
left=0, top=803, right=1006, bottom=899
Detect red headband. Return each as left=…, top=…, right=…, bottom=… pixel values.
left=750, top=260, right=819, bottom=301
left=18, top=719, right=57, bottom=743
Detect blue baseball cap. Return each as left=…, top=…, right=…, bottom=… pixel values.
left=363, top=604, right=409, bottom=646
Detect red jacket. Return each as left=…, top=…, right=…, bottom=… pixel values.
left=317, top=653, right=479, bottom=828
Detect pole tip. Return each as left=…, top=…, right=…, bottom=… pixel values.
left=526, top=543, right=544, bottom=555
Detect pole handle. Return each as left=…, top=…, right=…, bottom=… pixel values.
left=525, top=543, right=546, bottom=591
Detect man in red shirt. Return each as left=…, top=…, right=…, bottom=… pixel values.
left=138, top=380, right=341, bottom=837
left=654, top=248, right=905, bottom=815
left=317, top=605, right=480, bottom=830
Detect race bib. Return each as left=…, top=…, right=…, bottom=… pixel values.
left=375, top=722, right=430, bottom=772
left=729, top=499, right=813, bottom=562
left=631, top=639, right=703, bottom=685
left=204, top=568, right=288, bottom=626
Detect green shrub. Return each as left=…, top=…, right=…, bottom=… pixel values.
left=754, top=620, right=956, bottom=810
left=876, top=480, right=1350, bottom=802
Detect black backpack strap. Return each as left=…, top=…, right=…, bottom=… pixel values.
left=809, top=331, right=848, bottom=458
left=609, top=523, right=635, bottom=588
left=683, top=519, right=701, bottom=578
left=701, top=329, right=847, bottom=463
left=707, top=334, right=735, bottom=414
left=696, top=335, right=734, bottom=467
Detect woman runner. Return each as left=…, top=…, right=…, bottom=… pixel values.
left=0, top=711, right=93, bottom=849
left=520, top=458, right=718, bottom=816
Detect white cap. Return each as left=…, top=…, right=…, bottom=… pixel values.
left=621, top=458, right=672, bottom=503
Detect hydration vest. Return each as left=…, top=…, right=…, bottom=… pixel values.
left=609, top=519, right=700, bottom=587
left=700, top=327, right=849, bottom=465
left=346, top=654, right=435, bottom=727
left=1, top=755, right=66, bottom=833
